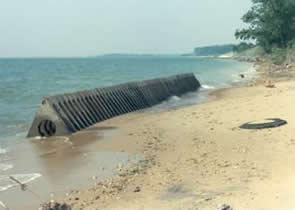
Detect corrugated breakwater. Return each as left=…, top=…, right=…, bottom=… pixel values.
left=27, top=73, right=200, bottom=138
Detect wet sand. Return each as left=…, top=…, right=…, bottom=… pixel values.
left=56, top=75, right=295, bottom=209
left=0, top=127, right=142, bottom=210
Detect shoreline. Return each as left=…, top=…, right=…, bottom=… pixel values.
left=56, top=62, right=295, bottom=209
left=1, top=60, right=294, bottom=209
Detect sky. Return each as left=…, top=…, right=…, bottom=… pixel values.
left=0, top=0, right=252, bottom=57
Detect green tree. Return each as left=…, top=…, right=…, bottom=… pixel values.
left=233, top=42, right=255, bottom=53
left=235, top=0, right=295, bottom=52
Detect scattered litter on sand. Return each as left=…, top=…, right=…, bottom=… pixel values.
left=264, top=80, right=275, bottom=88
left=38, top=201, right=71, bottom=210
left=217, top=204, right=234, bottom=210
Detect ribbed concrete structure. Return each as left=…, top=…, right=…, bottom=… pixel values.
left=27, top=73, right=201, bottom=138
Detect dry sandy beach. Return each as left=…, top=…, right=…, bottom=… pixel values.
left=43, top=63, right=295, bottom=210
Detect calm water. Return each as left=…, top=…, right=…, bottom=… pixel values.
left=0, top=56, right=253, bottom=204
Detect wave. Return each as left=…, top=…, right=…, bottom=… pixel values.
left=202, top=84, right=216, bottom=90
left=34, top=136, right=46, bottom=140
left=169, top=96, right=181, bottom=101
left=0, top=147, right=6, bottom=154
left=0, top=164, right=13, bottom=171
left=0, top=173, right=41, bottom=192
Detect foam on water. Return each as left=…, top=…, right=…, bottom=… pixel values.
left=202, top=84, right=216, bottom=90
left=0, top=147, right=6, bottom=155
left=147, top=91, right=206, bottom=113
left=34, top=136, right=47, bottom=140
left=0, top=164, right=13, bottom=171
left=0, top=173, right=41, bottom=192
left=169, top=96, right=181, bottom=101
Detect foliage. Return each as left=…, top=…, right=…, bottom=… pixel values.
left=286, top=46, right=295, bottom=63
left=269, top=47, right=287, bottom=64
left=233, top=42, right=255, bottom=53
left=288, top=39, right=295, bottom=48
left=234, top=46, right=265, bottom=58
left=194, top=44, right=234, bottom=56
left=235, top=0, right=295, bottom=52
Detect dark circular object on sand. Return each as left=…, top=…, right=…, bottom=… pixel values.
left=240, top=118, right=287, bottom=130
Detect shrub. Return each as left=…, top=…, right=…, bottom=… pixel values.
left=270, top=48, right=287, bottom=64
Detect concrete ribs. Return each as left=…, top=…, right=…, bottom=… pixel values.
left=27, top=73, right=201, bottom=138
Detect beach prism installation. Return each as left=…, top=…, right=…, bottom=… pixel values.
left=27, top=73, right=201, bottom=138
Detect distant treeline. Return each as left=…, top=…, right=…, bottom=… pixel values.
left=194, top=44, right=234, bottom=56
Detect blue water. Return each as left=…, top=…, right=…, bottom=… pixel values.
left=0, top=56, right=251, bottom=144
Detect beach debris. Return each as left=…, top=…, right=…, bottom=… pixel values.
left=9, top=176, right=44, bottom=204
left=285, top=63, right=292, bottom=69
left=134, top=186, right=141, bottom=192
left=240, top=118, right=287, bottom=130
left=0, top=201, right=9, bottom=210
left=264, top=79, right=275, bottom=88
left=9, top=176, right=27, bottom=191
left=7, top=176, right=71, bottom=210
left=39, top=200, right=72, bottom=210
left=217, top=204, right=234, bottom=210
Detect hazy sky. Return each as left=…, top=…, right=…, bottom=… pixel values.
left=1, top=0, right=252, bottom=57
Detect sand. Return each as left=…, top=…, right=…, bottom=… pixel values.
left=49, top=62, right=295, bottom=210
